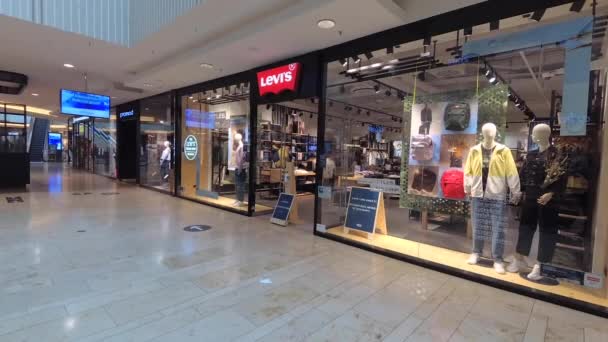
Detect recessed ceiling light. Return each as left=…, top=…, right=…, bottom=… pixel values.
left=143, top=83, right=152, bottom=87
left=63, top=63, right=75, bottom=68
left=317, top=19, right=335, bottom=29
left=200, top=63, right=214, bottom=69
left=32, top=93, right=39, bottom=96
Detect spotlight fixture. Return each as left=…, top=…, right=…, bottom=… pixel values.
left=358, top=109, right=362, bottom=114
left=266, top=104, right=271, bottom=110
left=387, top=46, right=394, bottom=54
left=531, top=9, right=546, bottom=22
left=361, top=122, right=364, bottom=127
left=398, top=92, right=405, bottom=101
left=367, top=111, right=370, bottom=116
left=570, top=0, right=585, bottom=12
left=374, top=85, right=381, bottom=93
left=339, top=58, right=348, bottom=67
left=200, top=63, right=214, bottom=69
left=317, top=19, right=336, bottom=29
left=489, top=76, right=498, bottom=84
left=299, top=112, right=303, bottom=117
left=310, top=113, right=313, bottom=119
left=364, top=51, right=374, bottom=60
left=423, top=36, right=432, bottom=47
left=490, top=20, right=499, bottom=31
left=385, top=90, right=392, bottom=97
left=352, top=55, right=361, bottom=63
left=464, top=27, right=473, bottom=37
left=63, top=63, right=75, bottom=68
left=32, top=93, right=39, bottom=96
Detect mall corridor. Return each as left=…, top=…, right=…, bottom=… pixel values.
left=0, top=164, right=605, bottom=341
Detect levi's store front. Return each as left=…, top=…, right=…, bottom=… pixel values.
left=176, top=55, right=321, bottom=219
left=314, top=2, right=608, bottom=315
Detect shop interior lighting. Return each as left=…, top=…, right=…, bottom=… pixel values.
left=382, top=65, right=394, bottom=70
left=63, top=63, right=75, bottom=68
left=346, top=67, right=359, bottom=74
left=464, top=27, right=473, bottom=37
left=364, top=52, right=374, bottom=60
left=339, top=58, right=348, bottom=67
left=371, top=63, right=382, bottom=68
left=490, top=20, right=500, bottom=31
left=32, top=93, right=39, bottom=96
left=200, top=63, right=214, bottom=69
left=352, top=55, right=361, bottom=63
left=385, top=90, right=392, bottom=97
left=386, top=46, right=394, bottom=55
left=374, top=85, right=381, bottom=93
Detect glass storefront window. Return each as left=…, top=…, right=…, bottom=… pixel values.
left=139, top=93, right=175, bottom=192
left=179, top=83, right=253, bottom=213
left=93, top=108, right=118, bottom=178
left=317, top=6, right=608, bottom=311
left=0, top=106, right=27, bottom=154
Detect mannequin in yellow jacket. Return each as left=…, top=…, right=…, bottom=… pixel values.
left=464, top=123, right=521, bottom=275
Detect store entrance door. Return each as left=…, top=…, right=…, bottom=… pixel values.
left=254, top=98, right=319, bottom=225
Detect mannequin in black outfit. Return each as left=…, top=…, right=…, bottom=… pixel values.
left=507, top=124, right=567, bottom=280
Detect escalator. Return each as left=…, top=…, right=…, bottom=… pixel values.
left=29, top=118, right=49, bottom=162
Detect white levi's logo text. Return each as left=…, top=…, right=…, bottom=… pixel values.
left=257, top=63, right=301, bottom=96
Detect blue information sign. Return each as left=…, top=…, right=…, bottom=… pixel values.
left=344, top=187, right=382, bottom=234
left=270, top=193, right=295, bottom=226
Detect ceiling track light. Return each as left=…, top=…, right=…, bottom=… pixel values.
left=374, top=85, right=381, bottom=93
left=464, top=27, right=473, bottom=37
left=339, top=58, right=348, bottom=67
left=386, top=46, right=394, bottom=54
left=423, top=36, right=432, bottom=47
left=385, top=90, right=392, bottom=97
left=531, top=9, right=546, bottom=22
left=352, top=55, right=361, bottom=64
left=490, top=20, right=500, bottom=31
left=364, top=51, right=374, bottom=60
left=570, top=0, right=585, bottom=12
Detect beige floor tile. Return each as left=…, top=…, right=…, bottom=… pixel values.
left=148, top=309, right=255, bottom=341
left=306, top=310, right=392, bottom=342
left=0, top=308, right=115, bottom=342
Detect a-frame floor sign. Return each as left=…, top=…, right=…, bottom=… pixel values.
left=343, top=187, right=388, bottom=240
left=270, top=193, right=296, bottom=226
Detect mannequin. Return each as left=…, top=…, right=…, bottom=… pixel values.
left=507, top=124, right=566, bottom=280
left=160, top=141, right=171, bottom=181
left=232, top=133, right=247, bottom=207
left=464, top=123, right=521, bottom=274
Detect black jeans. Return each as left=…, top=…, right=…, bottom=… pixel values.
left=516, top=198, right=559, bottom=263
left=235, top=169, right=247, bottom=202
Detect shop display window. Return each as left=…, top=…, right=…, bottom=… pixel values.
left=317, top=6, right=608, bottom=311
left=179, top=83, right=257, bottom=213
left=254, top=99, right=319, bottom=217
left=139, top=93, right=175, bottom=192
left=93, top=108, right=117, bottom=178
left=0, top=108, right=27, bottom=153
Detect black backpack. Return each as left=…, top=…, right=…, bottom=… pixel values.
left=444, top=102, right=471, bottom=131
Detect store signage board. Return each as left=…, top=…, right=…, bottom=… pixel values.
left=540, top=264, right=604, bottom=288
left=184, top=135, right=198, bottom=161
left=270, top=193, right=295, bottom=226
left=257, top=63, right=302, bottom=96
left=343, top=187, right=388, bottom=239
left=119, top=109, right=135, bottom=120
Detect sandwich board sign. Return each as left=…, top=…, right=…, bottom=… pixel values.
left=343, top=187, right=387, bottom=239
left=270, top=193, right=295, bottom=226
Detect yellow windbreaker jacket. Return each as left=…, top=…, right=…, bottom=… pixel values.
left=464, top=143, right=521, bottom=201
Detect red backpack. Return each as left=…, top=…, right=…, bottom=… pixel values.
left=441, top=169, right=465, bottom=199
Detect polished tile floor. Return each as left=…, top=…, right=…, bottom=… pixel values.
left=1, top=164, right=607, bottom=341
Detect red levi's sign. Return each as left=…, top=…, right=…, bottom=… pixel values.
left=257, top=63, right=302, bottom=96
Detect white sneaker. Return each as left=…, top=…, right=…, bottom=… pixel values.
left=527, top=264, right=542, bottom=281
left=506, top=258, right=521, bottom=273
left=494, top=261, right=506, bottom=275
left=467, top=253, right=480, bottom=265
